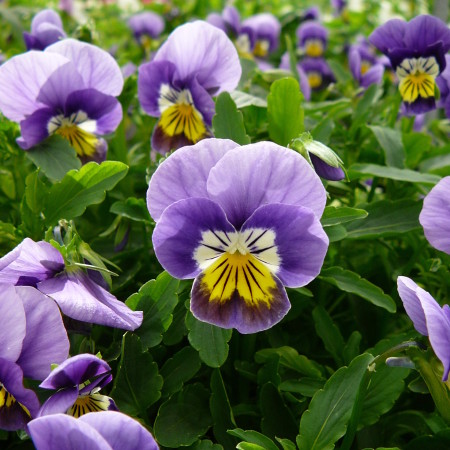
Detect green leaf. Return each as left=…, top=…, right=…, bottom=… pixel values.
left=324, top=225, right=348, bottom=242
left=111, top=334, right=163, bottom=416
left=187, top=440, right=224, bottom=450
left=268, top=77, right=304, bottom=146
left=279, top=378, right=324, bottom=397
left=26, top=135, right=81, bottom=182
left=154, top=383, right=212, bottom=447
left=24, top=170, right=48, bottom=214
left=297, top=353, right=374, bottom=450
left=320, top=267, right=396, bottom=313
left=237, top=444, right=266, bottom=450
left=44, top=161, right=128, bottom=225
left=160, top=346, right=201, bottom=397
left=213, top=92, right=250, bottom=144
left=110, top=197, right=151, bottom=222
left=345, top=199, right=422, bottom=239
left=403, top=132, right=432, bottom=168
left=348, top=163, right=440, bottom=185
left=368, top=125, right=405, bottom=168
left=228, top=429, right=279, bottom=450
left=321, top=206, right=368, bottom=227
left=126, top=271, right=179, bottom=349
left=276, top=438, right=297, bottom=450
left=0, top=169, right=15, bottom=199
left=186, top=313, right=232, bottom=368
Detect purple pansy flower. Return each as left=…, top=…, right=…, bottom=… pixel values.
left=0, top=238, right=143, bottom=330
left=29, top=411, right=159, bottom=449
left=38, top=354, right=117, bottom=418
left=23, top=9, right=66, bottom=51
left=0, top=285, right=69, bottom=430
left=302, top=7, right=320, bottom=22
left=279, top=53, right=312, bottom=101
left=369, top=15, right=450, bottom=115
left=128, top=11, right=165, bottom=47
left=300, top=57, right=336, bottom=91
left=348, top=40, right=385, bottom=89
left=436, top=55, right=450, bottom=118
left=147, top=139, right=329, bottom=334
left=297, top=21, right=328, bottom=58
left=419, top=176, right=450, bottom=254
left=0, top=39, right=123, bottom=163
left=138, top=21, right=241, bottom=155
left=397, top=276, right=450, bottom=381
left=331, top=0, right=347, bottom=16
left=207, top=6, right=241, bottom=39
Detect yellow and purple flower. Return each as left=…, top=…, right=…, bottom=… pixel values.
left=348, top=40, right=385, bottom=89
left=300, top=57, right=336, bottom=91
left=0, top=39, right=123, bottom=163
left=138, top=21, right=241, bottom=155
left=128, top=11, right=165, bottom=48
left=436, top=55, right=450, bottom=118
left=297, top=21, right=328, bottom=58
left=147, top=139, right=329, bottom=333
left=369, top=15, right=450, bottom=114
left=23, top=9, right=66, bottom=51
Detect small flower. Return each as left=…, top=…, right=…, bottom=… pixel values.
left=138, top=21, right=241, bottom=155
left=147, top=139, right=329, bottom=333
left=29, top=411, right=159, bottom=449
left=0, top=238, right=143, bottom=330
left=279, top=53, right=311, bottom=101
left=397, top=276, right=450, bottom=381
left=297, top=21, right=328, bottom=58
left=436, top=55, right=450, bottom=118
left=348, top=41, right=385, bottom=89
left=38, top=354, right=117, bottom=418
left=0, top=285, right=69, bottom=430
left=128, top=11, right=165, bottom=48
left=369, top=15, right=450, bottom=115
left=419, top=176, right=450, bottom=254
left=299, top=57, right=335, bottom=91
left=207, top=6, right=241, bottom=39
left=0, top=39, right=123, bottom=163
left=23, top=9, right=66, bottom=51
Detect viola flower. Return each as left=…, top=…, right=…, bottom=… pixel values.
left=300, top=57, right=335, bottom=91
left=128, top=11, right=165, bottom=48
left=147, top=139, right=329, bottom=334
left=279, top=53, right=311, bottom=101
left=301, top=7, right=320, bottom=22
left=0, top=39, right=123, bottom=163
left=0, top=285, right=69, bottom=430
left=29, top=411, right=159, bottom=449
left=348, top=42, right=385, bottom=89
left=297, top=21, right=328, bottom=58
left=436, top=55, right=450, bottom=118
left=0, top=238, right=143, bottom=330
left=23, top=9, right=66, bottom=51
left=419, top=176, right=450, bottom=254
left=369, top=15, right=450, bottom=114
left=138, top=21, right=241, bottom=155
left=207, top=5, right=241, bottom=39
left=331, top=0, right=347, bottom=16
left=38, top=354, right=117, bottom=418
left=397, top=276, right=450, bottom=381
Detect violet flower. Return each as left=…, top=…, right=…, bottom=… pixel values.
left=279, top=53, right=311, bottom=101
left=207, top=6, right=241, bottom=39
left=369, top=15, right=450, bottom=115
left=419, top=176, right=450, bottom=254
left=29, top=411, right=159, bottom=449
left=300, top=57, right=336, bottom=91
left=38, top=354, right=117, bottom=418
left=302, top=7, right=320, bottom=22
left=0, top=285, right=69, bottom=430
left=23, top=9, right=66, bottom=51
left=348, top=41, right=385, bottom=89
left=397, top=276, right=450, bottom=381
left=147, top=139, right=329, bottom=333
left=0, top=39, right=123, bottom=163
left=297, top=21, right=328, bottom=58
left=0, top=238, right=143, bottom=330
left=436, top=55, right=450, bottom=118
left=128, top=11, right=165, bottom=46
left=138, top=21, right=241, bottom=155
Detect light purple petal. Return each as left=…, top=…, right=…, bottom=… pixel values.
left=368, top=19, right=407, bottom=54
left=80, top=411, right=159, bottom=450
left=147, top=138, right=239, bottom=221
left=0, top=51, right=70, bottom=122
left=242, top=13, right=281, bottom=52
left=397, top=276, right=428, bottom=335
left=0, top=284, right=26, bottom=363
left=38, top=387, right=79, bottom=417
left=207, top=13, right=227, bottom=33
left=153, top=21, right=241, bottom=95
left=297, top=21, right=328, bottom=46
left=29, top=414, right=112, bottom=450
left=31, top=9, right=64, bottom=34
left=18, top=107, right=55, bottom=149
left=128, top=11, right=164, bottom=39
left=15, top=286, right=69, bottom=380
left=46, top=39, right=124, bottom=97
left=0, top=238, right=64, bottom=286
left=152, top=197, right=236, bottom=279
left=360, top=64, right=384, bottom=88
left=37, top=271, right=143, bottom=330
left=419, top=177, right=450, bottom=254
left=206, top=142, right=327, bottom=229
left=310, top=153, right=346, bottom=181
left=242, top=203, right=329, bottom=287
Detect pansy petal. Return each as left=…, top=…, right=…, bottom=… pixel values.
left=419, top=177, right=450, bottom=254
left=38, top=386, right=79, bottom=417
left=37, top=272, right=143, bottom=330
left=80, top=411, right=159, bottom=450
left=368, top=19, right=406, bottom=54
left=147, top=138, right=239, bottom=221
left=151, top=122, right=196, bottom=156
left=153, top=197, right=236, bottom=279
left=128, top=11, right=165, bottom=39
left=0, top=359, right=40, bottom=430
left=18, top=107, right=55, bottom=149
left=46, top=39, right=124, bottom=96
left=0, top=284, right=26, bottom=363
left=34, top=23, right=66, bottom=49
left=0, top=238, right=64, bottom=286
left=29, top=414, right=112, bottom=450
left=15, top=286, right=69, bottom=380
left=361, top=64, right=384, bottom=88
left=189, top=76, right=216, bottom=126
left=242, top=203, right=329, bottom=287
left=397, top=276, right=428, bottom=336
left=153, top=21, right=241, bottom=95
left=403, top=15, right=450, bottom=54
left=206, top=142, right=327, bottom=229
left=0, top=51, right=69, bottom=122
left=310, top=154, right=346, bottom=181
left=31, top=9, right=64, bottom=34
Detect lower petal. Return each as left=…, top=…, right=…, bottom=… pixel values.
left=18, top=107, right=55, bottom=149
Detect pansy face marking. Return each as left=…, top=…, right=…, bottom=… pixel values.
left=0, top=383, right=31, bottom=422
left=307, top=71, right=322, bottom=89
left=305, top=38, right=324, bottom=57
left=397, top=56, right=439, bottom=104
left=68, top=390, right=112, bottom=418
left=253, top=39, right=270, bottom=58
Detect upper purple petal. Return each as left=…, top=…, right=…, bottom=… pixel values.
left=419, top=176, right=450, bottom=254
left=128, top=11, right=165, bottom=39
left=403, top=15, right=450, bottom=54
left=31, top=9, right=64, bottom=34
left=241, top=13, right=281, bottom=52
left=368, top=19, right=407, bottom=54
left=310, top=153, right=346, bottom=181
left=397, top=276, right=428, bottom=335
left=18, top=107, right=55, bottom=149
left=297, top=21, right=328, bottom=45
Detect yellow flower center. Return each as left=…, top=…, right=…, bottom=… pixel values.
left=307, top=72, right=322, bottom=89
left=67, top=393, right=111, bottom=418
left=55, top=124, right=98, bottom=157
left=305, top=39, right=324, bottom=57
